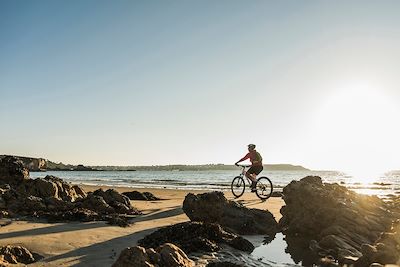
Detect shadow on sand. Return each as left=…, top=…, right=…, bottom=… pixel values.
left=0, top=221, right=108, bottom=240
left=43, top=227, right=160, bottom=267
left=0, top=206, right=186, bottom=266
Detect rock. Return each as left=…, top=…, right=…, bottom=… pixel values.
left=112, top=246, right=154, bottom=267
left=157, top=243, right=194, bottom=267
left=44, top=196, right=75, bottom=211
left=206, top=262, right=245, bottom=267
left=355, top=229, right=400, bottom=266
left=0, top=156, right=29, bottom=186
left=107, top=215, right=132, bottom=227
left=16, top=175, right=87, bottom=202
left=138, top=221, right=254, bottom=254
left=279, top=176, right=395, bottom=265
left=182, top=191, right=279, bottom=236
left=112, top=243, right=193, bottom=267
left=0, top=155, right=47, bottom=171
left=226, top=236, right=256, bottom=252
left=76, top=189, right=140, bottom=215
left=0, top=158, right=141, bottom=223
left=318, top=256, right=339, bottom=266
left=39, top=208, right=100, bottom=222
left=23, top=195, right=47, bottom=211
left=0, top=219, right=11, bottom=227
left=92, top=189, right=138, bottom=214
left=0, top=245, right=35, bottom=264
left=122, top=191, right=161, bottom=201
left=78, top=194, right=114, bottom=214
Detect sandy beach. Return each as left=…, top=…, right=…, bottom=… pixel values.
left=0, top=185, right=284, bottom=266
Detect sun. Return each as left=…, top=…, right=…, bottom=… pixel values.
left=312, top=81, right=399, bottom=181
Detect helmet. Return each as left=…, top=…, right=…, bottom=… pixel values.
left=248, top=144, right=256, bottom=149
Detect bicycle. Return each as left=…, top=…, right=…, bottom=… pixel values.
left=231, top=164, right=273, bottom=200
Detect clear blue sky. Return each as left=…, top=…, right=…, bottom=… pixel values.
left=1, top=1, right=400, bottom=172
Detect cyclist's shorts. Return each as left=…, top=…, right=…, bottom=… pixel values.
left=247, top=165, right=263, bottom=175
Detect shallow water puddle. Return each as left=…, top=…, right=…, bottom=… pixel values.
left=247, top=233, right=300, bottom=266
left=193, top=233, right=302, bottom=266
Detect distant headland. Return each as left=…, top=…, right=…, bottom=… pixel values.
left=0, top=155, right=310, bottom=172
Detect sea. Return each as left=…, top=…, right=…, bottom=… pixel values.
left=30, top=169, right=400, bottom=197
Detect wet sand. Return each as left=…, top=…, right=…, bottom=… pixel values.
left=0, top=185, right=284, bottom=266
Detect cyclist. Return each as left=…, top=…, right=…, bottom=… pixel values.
left=235, top=144, right=263, bottom=192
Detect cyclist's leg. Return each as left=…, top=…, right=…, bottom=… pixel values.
left=245, top=172, right=257, bottom=182
left=246, top=168, right=258, bottom=190
left=249, top=166, right=264, bottom=191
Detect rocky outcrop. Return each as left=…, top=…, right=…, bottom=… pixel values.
left=206, top=262, right=245, bottom=267
left=122, top=191, right=161, bottom=201
left=0, top=156, right=29, bottom=185
left=279, top=176, right=395, bottom=265
left=0, top=155, right=46, bottom=171
left=0, top=245, right=36, bottom=264
left=15, top=175, right=87, bottom=202
left=182, top=191, right=278, bottom=236
left=138, top=222, right=254, bottom=254
left=75, top=189, right=139, bottom=215
left=0, top=156, right=140, bottom=223
left=353, top=222, right=400, bottom=266
left=112, top=243, right=194, bottom=267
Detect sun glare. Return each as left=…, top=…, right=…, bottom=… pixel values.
left=313, top=81, right=399, bottom=181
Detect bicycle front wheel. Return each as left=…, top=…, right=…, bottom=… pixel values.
left=255, top=176, right=273, bottom=200
left=231, top=176, right=245, bottom=198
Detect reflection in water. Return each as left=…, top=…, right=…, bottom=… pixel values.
left=284, top=234, right=319, bottom=266
left=194, top=233, right=321, bottom=267
left=251, top=233, right=300, bottom=265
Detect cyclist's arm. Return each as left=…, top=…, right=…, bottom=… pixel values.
left=235, top=153, right=250, bottom=164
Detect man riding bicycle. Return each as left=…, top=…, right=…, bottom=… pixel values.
left=235, top=144, right=263, bottom=192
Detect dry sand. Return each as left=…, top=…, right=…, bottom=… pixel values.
left=0, top=186, right=284, bottom=266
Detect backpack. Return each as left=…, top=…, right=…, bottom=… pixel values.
left=255, top=151, right=262, bottom=162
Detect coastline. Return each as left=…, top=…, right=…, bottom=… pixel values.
left=0, top=185, right=284, bottom=266
left=30, top=170, right=400, bottom=198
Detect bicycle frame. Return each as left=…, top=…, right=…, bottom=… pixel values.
left=238, top=165, right=254, bottom=186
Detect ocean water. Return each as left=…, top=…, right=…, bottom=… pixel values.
left=30, top=169, right=400, bottom=197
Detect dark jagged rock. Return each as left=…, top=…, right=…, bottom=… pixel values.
left=38, top=208, right=100, bottom=222
left=206, top=262, right=246, bottom=267
left=107, top=215, right=132, bottom=227
left=78, top=189, right=140, bottom=215
left=138, top=222, right=254, bottom=254
left=112, top=243, right=194, bottom=267
left=354, top=226, right=400, bottom=266
left=93, top=189, right=130, bottom=207
left=77, top=194, right=114, bottom=214
left=122, top=191, right=161, bottom=201
left=0, top=156, right=29, bottom=186
left=182, top=191, right=279, bottom=236
left=0, top=158, right=141, bottom=224
left=0, top=245, right=36, bottom=264
left=15, top=175, right=87, bottom=202
left=0, top=155, right=46, bottom=171
left=279, top=176, right=395, bottom=265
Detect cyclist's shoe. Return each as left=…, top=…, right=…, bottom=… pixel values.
left=251, top=187, right=257, bottom=192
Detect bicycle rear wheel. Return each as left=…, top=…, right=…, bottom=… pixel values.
left=231, top=176, right=245, bottom=198
left=255, top=176, right=273, bottom=200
